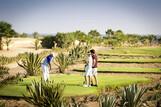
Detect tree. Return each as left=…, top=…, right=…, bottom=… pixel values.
left=55, top=32, right=74, bottom=48
left=105, top=29, right=114, bottom=37
left=41, top=36, right=55, bottom=48
left=147, top=35, right=157, bottom=45
left=74, top=30, right=87, bottom=41
left=114, top=30, right=128, bottom=46
left=88, top=30, right=100, bottom=37
left=0, top=21, right=15, bottom=50
left=114, top=30, right=124, bottom=36
left=127, top=34, right=140, bottom=46
left=158, top=37, right=161, bottom=45
left=33, top=32, right=39, bottom=38
left=20, top=33, right=28, bottom=37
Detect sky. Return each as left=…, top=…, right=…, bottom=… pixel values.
left=0, top=0, right=161, bottom=35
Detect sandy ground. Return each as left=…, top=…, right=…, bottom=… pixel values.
left=0, top=38, right=51, bottom=57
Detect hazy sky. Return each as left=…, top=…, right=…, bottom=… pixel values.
left=0, top=0, right=161, bottom=35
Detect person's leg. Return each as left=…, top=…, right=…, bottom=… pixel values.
left=86, top=76, right=89, bottom=86
left=93, top=68, right=98, bottom=86
left=88, top=76, right=92, bottom=87
left=43, top=72, right=47, bottom=81
left=41, top=64, right=46, bottom=81
left=46, top=67, right=50, bottom=81
left=84, top=65, right=87, bottom=84
left=84, top=76, right=87, bottom=84
left=83, top=76, right=89, bottom=87
left=93, top=75, right=98, bottom=86
left=44, top=65, right=50, bottom=81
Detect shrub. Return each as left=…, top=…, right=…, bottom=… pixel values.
left=120, top=84, right=147, bottom=107
left=23, top=80, right=66, bottom=107
left=99, top=95, right=117, bottom=107
left=17, top=53, right=43, bottom=76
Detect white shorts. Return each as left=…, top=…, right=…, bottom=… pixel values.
left=92, top=68, right=97, bottom=76
left=84, top=65, right=93, bottom=76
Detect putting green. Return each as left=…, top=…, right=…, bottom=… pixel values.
left=0, top=74, right=150, bottom=97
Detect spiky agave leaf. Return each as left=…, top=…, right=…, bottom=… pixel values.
left=23, top=79, right=66, bottom=107
left=99, top=95, right=117, bottom=107
left=55, top=53, right=70, bottom=73
left=120, top=84, right=147, bottom=107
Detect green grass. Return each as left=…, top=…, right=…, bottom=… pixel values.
left=98, top=47, right=161, bottom=56
left=74, top=67, right=161, bottom=73
left=0, top=74, right=150, bottom=97
left=99, top=58, right=161, bottom=63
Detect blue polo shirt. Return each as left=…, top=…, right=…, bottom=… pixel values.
left=42, top=54, right=54, bottom=66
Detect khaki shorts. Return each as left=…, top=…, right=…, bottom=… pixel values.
left=92, top=68, right=97, bottom=76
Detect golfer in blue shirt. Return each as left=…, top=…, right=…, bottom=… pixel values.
left=41, top=53, right=54, bottom=81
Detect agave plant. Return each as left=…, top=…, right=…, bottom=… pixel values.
left=69, top=46, right=84, bottom=59
left=120, top=84, right=147, bottom=107
left=0, top=65, right=9, bottom=77
left=0, top=56, right=16, bottom=65
left=0, top=101, right=5, bottom=107
left=69, top=97, right=82, bottom=107
left=17, top=53, right=43, bottom=76
left=55, top=53, right=71, bottom=73
left=23, top=80, right=66, bottom=107
left=99, top=95, right=117, bottom=107
left=68, top=45, right=90, bottom=64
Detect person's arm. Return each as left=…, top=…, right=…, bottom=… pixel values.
left=48, top=62, right=52, bottom=71
left=49, top=56, right=54, bottom=71
left=92, top=59, right=96, bottom=68
left=92, top=55, right=96, bottom=68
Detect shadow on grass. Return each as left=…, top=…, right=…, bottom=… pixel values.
left=73, top=69, right=161, bottom=74
left=98, top=61, right=161, bottom=63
